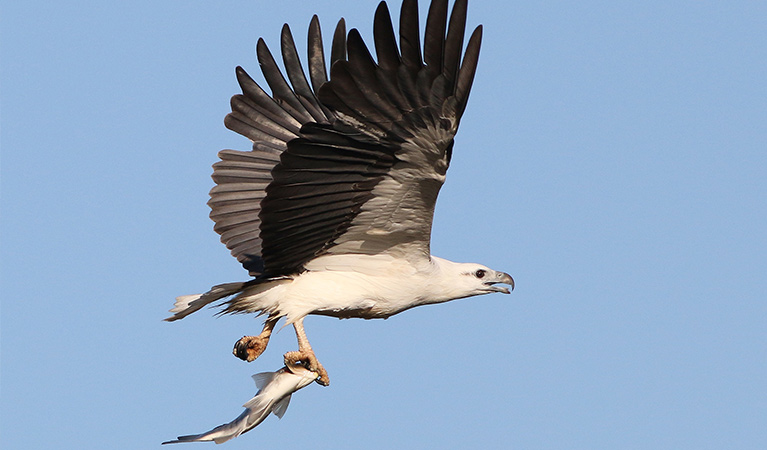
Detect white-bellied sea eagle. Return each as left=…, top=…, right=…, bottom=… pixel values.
left=166, top=0, right=514, bottom=386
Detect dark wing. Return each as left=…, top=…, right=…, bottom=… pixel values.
left=210, top=0, right=482, bottom=277
left=209, top=17, right=347, bottom=276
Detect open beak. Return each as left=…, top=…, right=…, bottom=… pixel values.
left=486, top=272, right=515, bottom=294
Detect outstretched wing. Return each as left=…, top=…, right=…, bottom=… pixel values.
left=209, top=0, right=482, bottom=277
left=209, top=17, right=347, bottom=276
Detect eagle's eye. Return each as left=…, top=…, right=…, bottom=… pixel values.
left=474, top=269, right=486, bottom=279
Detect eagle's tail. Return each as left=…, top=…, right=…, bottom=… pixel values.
left=217, top=277, right=292, bottom=318
left=164, top=282, right=248, bottom=322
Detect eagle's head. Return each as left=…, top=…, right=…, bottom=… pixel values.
left=431, top=257, right=515, bottom=300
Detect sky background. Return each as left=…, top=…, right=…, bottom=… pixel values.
left=2, top=0, right=765, bottom=448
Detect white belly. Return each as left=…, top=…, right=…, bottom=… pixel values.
left=274, top=254, right=443, bottom=322
left=280, top=270, right=419, bottom=320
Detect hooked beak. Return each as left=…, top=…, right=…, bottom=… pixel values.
left=485, top=271, right=515, bottom=294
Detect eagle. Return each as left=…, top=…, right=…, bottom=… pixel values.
left=166, top=0, right=514, bottom=386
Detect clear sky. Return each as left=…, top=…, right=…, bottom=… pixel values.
left=2, top=1, right=765, bottom=449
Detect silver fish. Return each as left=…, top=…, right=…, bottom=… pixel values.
left=163, top=363, right=318, bottom=445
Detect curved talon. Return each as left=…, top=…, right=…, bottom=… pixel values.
left=233, top=335, right=270, bottom=362
left=284, top=350, right=329, bottom=386
left=233, top=316, right=278, bottom=362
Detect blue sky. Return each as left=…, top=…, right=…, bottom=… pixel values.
left=2, top=0, right=765, bottom=449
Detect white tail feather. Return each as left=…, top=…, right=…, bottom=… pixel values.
left=164, top=282, right=247, bottom=321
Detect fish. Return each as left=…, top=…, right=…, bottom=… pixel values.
left=163, top=363, right=319, bottom=444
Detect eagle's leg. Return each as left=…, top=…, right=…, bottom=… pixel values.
left=284, top=318, right=329, bottom=386
left=233, top=314, right=278, bottom=362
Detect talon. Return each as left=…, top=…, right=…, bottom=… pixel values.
left=284, top=351, right=329, bottom=386
left=233, top=335, right=269, bottom=362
